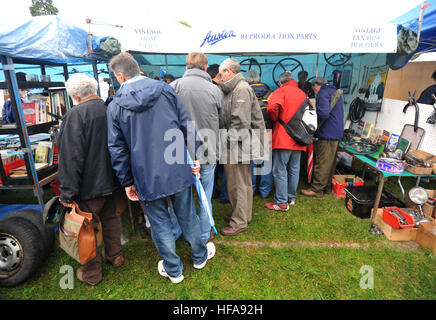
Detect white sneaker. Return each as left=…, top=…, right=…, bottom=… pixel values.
left=193, top=242, right=216, bottom=270
left=157, top=260, right=184, bottom=284
left=288, top=200, right=296, bottom=206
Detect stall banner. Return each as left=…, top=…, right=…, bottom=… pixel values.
left=118, top=23, right=398, bottom=54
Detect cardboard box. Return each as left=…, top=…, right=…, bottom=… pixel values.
left=415, top=221, right=436, bottom=255
left=332, top=175, right=364, bottom=199
left=406, top=189, right=436, bottom=220
left=374, top=209, right=418, bottom=241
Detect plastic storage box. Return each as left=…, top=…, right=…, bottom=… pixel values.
left=343, top=185, right=397, bottom=219
left=332, top=175, right=364, bottom=198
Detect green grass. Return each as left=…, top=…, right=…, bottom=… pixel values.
left=0, top=175, right=435, bottom=300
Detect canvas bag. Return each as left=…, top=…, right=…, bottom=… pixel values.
left=58, top=202, right=96, bottom=264
left=278, top=98, right=317, bottom=146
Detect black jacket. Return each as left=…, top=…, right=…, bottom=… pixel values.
left=58, top=96, right=117, bottom=203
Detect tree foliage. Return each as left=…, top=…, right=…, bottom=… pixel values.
left=29, top=0, right=59, bottom=16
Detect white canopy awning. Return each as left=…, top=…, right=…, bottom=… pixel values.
left=111, top=22, right=398, bottom=55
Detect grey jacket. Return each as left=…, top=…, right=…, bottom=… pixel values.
left=171, top=68, right=224, bottom=163
left=220, top=73, right=267, bottom=163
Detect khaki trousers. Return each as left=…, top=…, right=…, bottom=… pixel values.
left=224, top=149, right=253, bottom=229
left=310, top=139, right=339, bottom=194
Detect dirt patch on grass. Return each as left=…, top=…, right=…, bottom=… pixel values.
left=133, top=235, right=421, bottom=252
left=213, top=239, right=421, bottom=252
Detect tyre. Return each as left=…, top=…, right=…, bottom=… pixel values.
left=0, top=217, right=45, bottom=287
left=2, top=210, right=55, bottom=259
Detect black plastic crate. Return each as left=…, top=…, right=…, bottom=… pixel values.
left=343, top=185, right=397, bottom=219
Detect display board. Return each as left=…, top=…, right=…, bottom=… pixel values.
left=384, top=61, right=436, bottom=101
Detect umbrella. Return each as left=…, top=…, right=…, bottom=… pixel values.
left=186, top=152, right=218, bottom=235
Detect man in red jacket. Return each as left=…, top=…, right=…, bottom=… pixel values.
left=265, top=72, right=307, bottom=211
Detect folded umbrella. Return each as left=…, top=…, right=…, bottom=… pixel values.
left=186, top=152, right=218, bottom=234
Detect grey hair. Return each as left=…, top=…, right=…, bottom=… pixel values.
left=219, top=58, right=240, bottom=74
left=312, top=77, right=328, bottom=86
left=65, top=73, right=98, bottom=99
left=109, top=52, right=140, bottom=79
left=278, top=71, right=294, bottom=85
left=245, top=70, right=260, bottom=83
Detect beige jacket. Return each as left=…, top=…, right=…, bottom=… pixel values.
left=220, top=73, right=267, bottom=163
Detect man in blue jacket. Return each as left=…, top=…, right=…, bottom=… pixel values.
left=1, top=90, right=27, bottom=124
left=107, top=52, right=215, bottom=284
left=301, top=77, right=344, bottom=198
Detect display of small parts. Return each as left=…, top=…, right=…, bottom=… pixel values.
left=343, top=140, right=379, bottom=155
left=376, top=157, right=406, bottom=174
left=405, top=152, right=432, bottom=167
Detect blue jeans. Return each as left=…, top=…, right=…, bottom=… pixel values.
left=168, top=201, right=182, bottom=240
left=251, top=160, right=273, bottom=198
left=197, top=163, right=216, bottom=242
left=272, top=149, right=301, bottom=205
left=143, top=186, right=208, bottom=278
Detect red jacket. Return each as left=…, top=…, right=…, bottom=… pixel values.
left=267, top=80, right=307, bottom=151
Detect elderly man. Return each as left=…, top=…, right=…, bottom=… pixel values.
left=302, top=77, right=344, bottom=197
left=265, top=71, right=307, bottom=211
left=219, top=58, right=266, bottom=236
left=107, top=52, right=215, bottom=284
left=58, top=73, right=123, bottom=286
left=171, top=52, right=224, bottom=243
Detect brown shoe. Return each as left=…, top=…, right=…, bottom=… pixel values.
left=111, top=255, right=125, bottom=268
left=76, top=267, right=101, bottom=286
left=102, top=249, right=124, bottom=268
left=301, top=189, right=323, bottom=198
left=220, top=226, right=248, bottom=236
left=224, top=215, right=251, bottom=224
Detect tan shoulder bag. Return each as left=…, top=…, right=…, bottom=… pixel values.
left=58, top=202, right=96, bottom=264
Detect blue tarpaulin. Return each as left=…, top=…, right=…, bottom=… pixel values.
left=0, top=15, right=101, bottom=64
left=389, top=0, right=436, bottom=68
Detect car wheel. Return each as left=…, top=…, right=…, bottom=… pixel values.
left=0, top=217, right=44, bottom=287
left=2, top=210, right=55, bottom=259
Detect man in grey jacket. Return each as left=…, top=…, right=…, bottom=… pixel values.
left=171, top=52, right=225, bottom=242
left=219, top=58, right=266, bottom=236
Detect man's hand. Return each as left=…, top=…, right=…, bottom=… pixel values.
left=191, top=160, right=201, bottom=180
left=59, top=198, right=74, bottom=208
left=125, top=185, right=139, bottom=201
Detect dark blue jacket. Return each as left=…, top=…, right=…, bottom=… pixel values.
left=2, top=99, right=18, bottom=123
left=107, top=76, right=196, bottom=202
left=315, top=85, right=344, bottom=140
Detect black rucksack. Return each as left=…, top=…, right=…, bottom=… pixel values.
left=277, top=98, right=317, bottom=146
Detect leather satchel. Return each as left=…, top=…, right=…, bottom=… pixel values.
left=58, top=202, right=97, bottom=264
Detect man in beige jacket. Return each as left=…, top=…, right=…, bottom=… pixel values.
left=219, top=58, right=266, bottom=236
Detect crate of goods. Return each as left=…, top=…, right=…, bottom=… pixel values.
left=343, top=185, right=397, bottom=219
left=382, top=207, right=415, bottom=229
left=415, top=221, right=436, bottom=255
left=374, top=209, right=418, bottom=241
left=406, top=189, right=436, bottom=220
left=0, top=157, right=25, bottom=184
left=405, top=150, right=435, bottom=175
left=332, top=175, right=364, bottom=198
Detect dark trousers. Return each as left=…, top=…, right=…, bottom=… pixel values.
left=310, top=139, right=339, bottom=194
left=77, top=195, right=122, bottom=284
